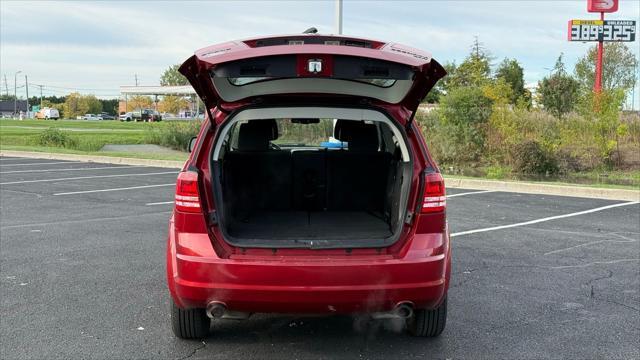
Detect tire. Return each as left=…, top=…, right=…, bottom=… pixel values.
left=170, top=300, right=210, bottom=339
left=407, top=297, right=447, bottom=337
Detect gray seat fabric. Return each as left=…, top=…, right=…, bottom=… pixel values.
left=224, top=120, right=291, bottom=215
left=327, top=120, right=391, bottom=211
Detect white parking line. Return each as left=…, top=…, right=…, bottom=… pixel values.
left=0, top=171, right=177, bottom=185
left=54, top=183, right=175, bottom=196
left=451, top=201, right=639, bottom=237
left=0, top=158, right=28, bottom=161
left=0, top=161, right=74, bottom=167
left=446, top=190, right=496, bottom=198
left=146, top=201, right=173, bottom=206
left=0, top=211, right=172, bottom=230
left=0, top=165, right=143, bottom=174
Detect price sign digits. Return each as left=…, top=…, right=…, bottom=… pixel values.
left=568, top=20, right=636, bottom=42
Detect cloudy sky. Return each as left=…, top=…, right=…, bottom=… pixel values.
left=1, top=0, right=638, bottom=103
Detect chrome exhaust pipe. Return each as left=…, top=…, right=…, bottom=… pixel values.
left=370, top=302, right=414, bottom=320
left=394, top=303, right=414, bottom=319
left=206, top=301, right=226, bottom=319
left=206, top=301, right=251, bottom=320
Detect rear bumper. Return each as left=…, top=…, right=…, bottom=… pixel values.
left=167, top=226, right=450, bottom=314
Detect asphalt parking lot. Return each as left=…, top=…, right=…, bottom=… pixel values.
left=1, top=156, right=638, bottom=359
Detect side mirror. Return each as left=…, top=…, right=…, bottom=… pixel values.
left=188, top=137, right=197, bottom=153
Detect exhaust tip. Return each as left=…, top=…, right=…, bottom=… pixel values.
left=206, top=301, right=226, bottom=319
left=394, top=303, right=414, bottom=319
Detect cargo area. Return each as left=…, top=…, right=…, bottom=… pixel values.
left=213, top=116, right=411, bottom=247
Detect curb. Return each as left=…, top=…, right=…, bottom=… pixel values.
left=2, top=150, right=638, bottom=202
left=445, top=177, right=639, bottom=202
left=0, top=150, right=184, bottom=169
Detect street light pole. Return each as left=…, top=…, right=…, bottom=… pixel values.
left=335, top=0, right=343, bottom=34
left=25, top=75, right=29, bottom=117
left=13, top=70, right=22, bottom=116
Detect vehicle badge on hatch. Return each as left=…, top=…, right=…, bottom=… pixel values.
left=308, top=59, right=322, bottom=74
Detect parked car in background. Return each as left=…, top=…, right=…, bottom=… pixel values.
left=132, top=109, right=162, bottom=122
left=150, top=110, right=162, bottom=122
left=35, top=108, right=60, bottom=120
left=132, top=109, right=151, bottom=122
left=167, top=33, right=449, bottom=340
left=81, top=114, right=103, bottom=121
left=100, top=112, right=116, bottom=120
left=119, top=112, right=133, bottom=121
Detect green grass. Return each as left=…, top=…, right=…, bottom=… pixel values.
left=2, top=118, right=638, bottom=188
left=443, top=174, right=640, bottom=191
left=0, top=118, right=189, bottom=161
left=1, top=118, right=150, bottom=130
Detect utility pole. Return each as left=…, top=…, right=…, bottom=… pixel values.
left=14, top=70, right=21, bottom=116
left=39, top=84, right=43, bottom=108
left=3, top=74, right=8, bottom=96
left=25, top=75, right=29, bottom=116
left=135, top=74, right=139, bottom=86
left=335, top=0, right=342, bottom=34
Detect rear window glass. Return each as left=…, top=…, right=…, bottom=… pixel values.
left=228, top=118, right=380, bottom=149
left=273, top=119, right=335, bottom=147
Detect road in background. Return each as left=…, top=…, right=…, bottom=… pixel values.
left=1, top=156, right=638, bottom=359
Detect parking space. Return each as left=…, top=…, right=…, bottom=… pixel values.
left=1, top=156, right=638, bottom=359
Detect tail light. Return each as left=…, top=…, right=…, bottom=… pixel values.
left=175, top=171, right=201, bottom=213
left=421, top=172, right=446, bottom=213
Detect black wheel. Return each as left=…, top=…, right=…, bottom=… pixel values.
left=407, top=297, right=447, bottom=337
left=170, top=300, right=210, bottom=339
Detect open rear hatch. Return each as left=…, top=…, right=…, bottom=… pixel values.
left=179, top=34, right=446, bottom=119
left=178, top=34, right=446, bottom=249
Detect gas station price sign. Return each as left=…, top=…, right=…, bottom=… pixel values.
left=568, top=20, right=636, bottom=42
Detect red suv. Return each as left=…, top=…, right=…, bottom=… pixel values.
left=167, top=33, right=450, bottom=339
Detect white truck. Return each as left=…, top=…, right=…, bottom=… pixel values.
left=35, top=108, right=60, bottom=120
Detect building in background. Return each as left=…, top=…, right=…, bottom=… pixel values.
left=0, top=100, right=28, bottom=117
left=118, top=85, right=199, bottom=118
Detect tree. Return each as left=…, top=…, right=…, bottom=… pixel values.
left=495, top=58, right=526, bottom=104
left=63, top=93, right=102, bottom=118
left=574, top=43, right=638, bottom=95
left=62, top=93, right=85, bottom=119
left=160, top=64, right=189, bottom=86
left=577, top=89, right=627, bottom=166
left=99, top=99, right=119, bottom=115
left=447, top=38, right=492, bottom=89
left=126, top=95, right=153, bottom=111
left=83, top=95, right=102, bottom=114
left=537, top=55, right=580, bottom=119
left=437, top=86, right=493, bottom=162
left=159, top=95, right=189, bottom=114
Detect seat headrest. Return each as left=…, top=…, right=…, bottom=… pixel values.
left=334, top=120, right=379, bottom=152
left=237, top=120, right=278, bottom=151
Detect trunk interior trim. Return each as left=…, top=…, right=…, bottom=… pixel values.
left=211, top=77, right=415, bottom=103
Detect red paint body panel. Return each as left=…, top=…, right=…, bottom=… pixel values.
left=167, top=219, right=450, bottom=313
left=168, top=34, right=450, bottom=314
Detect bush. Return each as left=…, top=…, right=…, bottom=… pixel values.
left=485, top=165, right=511, bottom=179
left=512, top=140, right=559, bottom=176
left=38, top=128, right=78, bottom=148
left=434, top=86, right=493, bottom=162
left=145, top=121, right=202, bottom=151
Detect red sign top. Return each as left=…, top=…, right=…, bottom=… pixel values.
left=588, top=0, right=619, bottom=13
